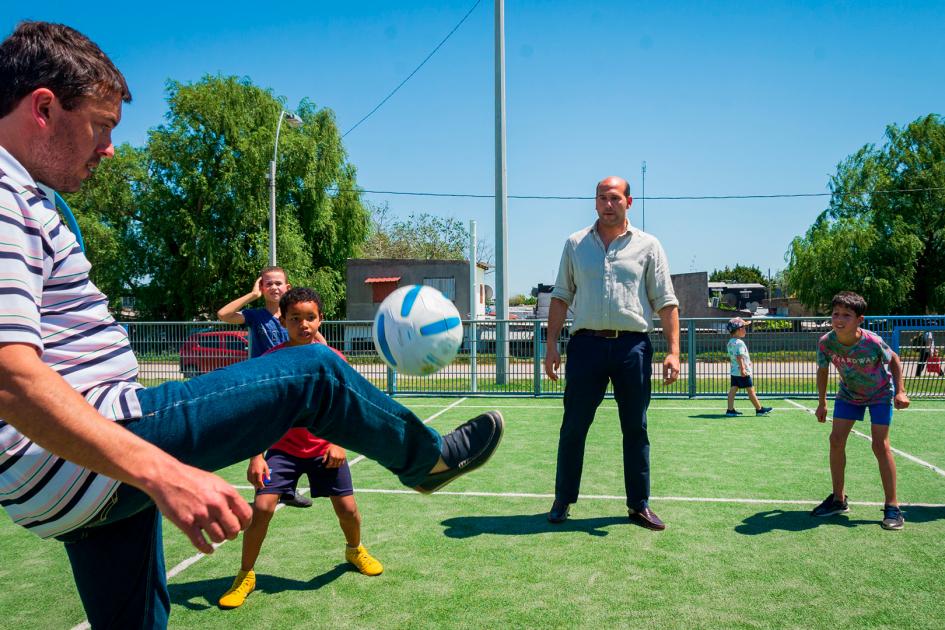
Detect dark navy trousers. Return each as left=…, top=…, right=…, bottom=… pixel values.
left=555, top=332, right=653, bottom=511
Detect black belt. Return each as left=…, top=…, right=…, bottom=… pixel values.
left=572, top=329, right=639, bottom=339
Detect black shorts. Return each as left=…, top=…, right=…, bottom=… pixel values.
left=730, top=375, right=754, bottom=389
left=257, top=449, right=354, bottom=498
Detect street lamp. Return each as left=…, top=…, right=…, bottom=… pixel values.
left=269, top=109, right=303, bottom=266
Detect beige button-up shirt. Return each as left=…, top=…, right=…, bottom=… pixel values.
left=550, top=222, right=678, bottom=333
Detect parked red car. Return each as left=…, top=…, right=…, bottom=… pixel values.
left=179, top=330, right=248, bottom=377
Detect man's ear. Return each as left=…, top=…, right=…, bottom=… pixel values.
left=626, top=194, right=633, bottom=208
left=30, top=88, right=56, bottom=129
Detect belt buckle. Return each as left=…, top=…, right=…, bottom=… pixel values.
left=604, top=330, right=619, bottom=339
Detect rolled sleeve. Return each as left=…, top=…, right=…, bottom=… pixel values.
left=550, top=241, right=575, bottom=306
left=645, top=241, right=678, bottom=312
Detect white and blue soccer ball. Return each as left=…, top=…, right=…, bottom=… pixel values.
left=372, top=285, right=463, bottom=376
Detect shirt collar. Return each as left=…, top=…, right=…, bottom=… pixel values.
left=0, top=144, right=40, bottom=190
left=592, top=219, right=634, bottom=240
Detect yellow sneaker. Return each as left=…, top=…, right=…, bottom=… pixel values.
left=218, top=570, right=256, bottom=608
left=345, top=544, right=384, bottom=576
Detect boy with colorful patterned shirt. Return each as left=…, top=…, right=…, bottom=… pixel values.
left=812, top=291, right=910, bottom=529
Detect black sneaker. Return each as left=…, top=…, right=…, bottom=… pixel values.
left=881, top=504, right=904, bottom=530
left=811, top=493, right=849, bottom=517
left=414, top=411, right=504, bottom=494
left=755, top=406, right=773, bottom=416
left=279, top=491, right=313, bottom=508
left=725, top=409, right=742, bottom=417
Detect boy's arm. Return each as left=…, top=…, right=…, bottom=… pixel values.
left=246, top=454, right=270, bottom=489
left=0, top=343, right=251, bottom=553
left=737, top=354, right=748, bottom=376
left=889, top=351, right=911, bottom=410
left=217, top=277, right=263, bottom=324
left=815, top=367, right=829, bottom=422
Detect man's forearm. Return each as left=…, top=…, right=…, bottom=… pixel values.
left=657, top=305, right=680, bottom=355
left=0, top=343, right=178, bottom=494
left=546, top=298, right=568, bottom=344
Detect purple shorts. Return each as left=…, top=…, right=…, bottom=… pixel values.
left=258, top=449, right=354, bottom=498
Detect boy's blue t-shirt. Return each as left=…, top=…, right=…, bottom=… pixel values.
left=241, top=307, right=288, bottom=358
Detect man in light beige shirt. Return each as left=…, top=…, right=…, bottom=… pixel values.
left=544, top=176, right=680, bottom=530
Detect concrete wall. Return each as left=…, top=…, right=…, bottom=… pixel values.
left=670, top=272, right=743, bottom=318
left=346, top=258, right=474, bottom=320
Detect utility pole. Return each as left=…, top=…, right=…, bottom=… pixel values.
left=641, top=160, right=647, bottom=232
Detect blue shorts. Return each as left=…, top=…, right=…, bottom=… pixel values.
left=833, top=399, right=893, bottom=426
left=730, top=375, right=753, bottom=388
left=258, top=449, right=354, bottom=498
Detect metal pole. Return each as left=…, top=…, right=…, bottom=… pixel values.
left=469, top=220, right=478, bottom=393
left=494, top=0, right=509, bottom=384
left=269, top=110, right=287, bottom=266
left=641, top=160, right=646, bottom=232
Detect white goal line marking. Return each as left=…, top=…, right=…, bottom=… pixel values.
left=784, top=399, right=945, bottom=478
left=71, top=397, right=469, bottom=630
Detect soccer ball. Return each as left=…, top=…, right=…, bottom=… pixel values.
left=373, top=285, right=463, bottom=375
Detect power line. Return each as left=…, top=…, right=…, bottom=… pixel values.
left=342, top=0, right=483, bottom=138
left=343, top=186, right=945, bottom=201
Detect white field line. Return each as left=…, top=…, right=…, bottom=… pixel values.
left=71, top=397, right=469, bottom=630
left=784, top=399, right=945, bottom=478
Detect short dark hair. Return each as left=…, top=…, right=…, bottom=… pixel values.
left=259, top=266, right=287, bottom=281
left=280, top=287, right=323, bottom=317
left=831, top=291, right=867, bottom=316
left=0, top=21, right=131, bottom=118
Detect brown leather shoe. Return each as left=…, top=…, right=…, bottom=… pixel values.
left=628, top=507, right=666, bottom=531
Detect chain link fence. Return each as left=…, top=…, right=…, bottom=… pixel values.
left=125, top=316, right=945, bottom=398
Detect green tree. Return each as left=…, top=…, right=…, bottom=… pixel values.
left=63, top=145, right=149, bottom=313
left=785, top=114, right=945, bottom=313
left=709, top=264, right=767, bottom=286
left=361, top=203, right=493, bottom=264
left=72, top=75, right=368, bottom=319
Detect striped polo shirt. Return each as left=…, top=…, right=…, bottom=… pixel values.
left=0, top=146, right=143, bottom=539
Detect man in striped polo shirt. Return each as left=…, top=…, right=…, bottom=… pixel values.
left=0, top=21, right=504, bottom=629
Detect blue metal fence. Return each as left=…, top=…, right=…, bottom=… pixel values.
left=125, top=316, right=945, bottom=399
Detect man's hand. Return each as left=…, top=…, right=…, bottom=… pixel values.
left=815, top=401, right=828, bottom=423
left=662, top=353, right=680, bottom=385
left=149, top=462, right=253, bottom=554
left=894, top=391, right=910, bottom=410
left=544, top=346, right=561, bottom=381
left=246, top=454, right=269, bottom=489
left=323, top=445, right=346, bottom=468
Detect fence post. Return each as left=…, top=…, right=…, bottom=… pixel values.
left=386, top=366, right=396, bottom=396
left=687, top=320, right=696, bottom=398
left=533, top=320, right=542, bottom=396
left=469, top=319, right=478, bottom=393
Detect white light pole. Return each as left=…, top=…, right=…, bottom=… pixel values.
left=269, top=109, right=303, bottom=266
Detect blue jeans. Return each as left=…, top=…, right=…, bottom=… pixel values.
left=59, top=344, right=442, bottom=629
left=555, top=332, right=652, bottom=511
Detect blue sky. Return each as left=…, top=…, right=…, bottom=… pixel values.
left=7, top=1, right=945, bottom=295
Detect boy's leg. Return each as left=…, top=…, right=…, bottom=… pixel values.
left=870, top=419, right=898, bottom=506
left=727, top=386, right=738, bottom=411
left=828, top=418, right=857, bottom=498
left=746, top=387, right=762, bottom=410
left=239, top=494, right=280, bottom=572
left=63, top=504, right=170, bottom=630
left=330, top=495, right=362, bottom=547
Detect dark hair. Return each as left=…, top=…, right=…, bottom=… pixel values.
left=0, top=21, right=131, bottom=117
left=259, top=265, right=287, bottom=280
left=831, top=291, right=867, bottom=316
left=280, top=287, right=323, bottom=317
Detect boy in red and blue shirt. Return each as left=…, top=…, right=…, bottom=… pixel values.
left=811, top=291, right=910, bottom=530
left=219, top=287, right=383, bottom=609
